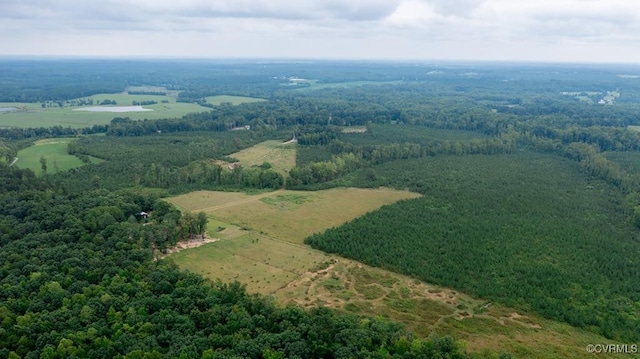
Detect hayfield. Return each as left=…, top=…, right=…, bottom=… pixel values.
left=166, top=188, right=420, bottom=244
left=15, top=138, right=103, bottom=175
left=227, top=140, right=297, bottom=176
left=205, top=95, right=267, bottom=105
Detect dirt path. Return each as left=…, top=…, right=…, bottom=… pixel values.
left=9, top=157, right=18, bottom=167
left=197, top=190, right=285, bottom=212
left=158, top=235, right=219, bottom=259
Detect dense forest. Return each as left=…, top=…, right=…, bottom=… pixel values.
left=3, top=59, right=640, bottom=355
left=0, top=164, right=473, bottom=359
left=306, top=152, right=640, bottom=341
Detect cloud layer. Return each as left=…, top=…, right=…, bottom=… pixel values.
left=1, top=0, right=639, bottom=62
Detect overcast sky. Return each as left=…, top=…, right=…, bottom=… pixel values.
left=1, top=0, right=639, bottom=63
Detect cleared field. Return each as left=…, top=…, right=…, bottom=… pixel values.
left=86, top=93, right=172, bottom=105
left=205, top=95, right=267, bottom=105
left=227, top=140, right=296, bottom=175
left=170, top=224, right=625, bottom=359
left=0, top=93, right=209, bottom=128
left=167, top=188, right=421, bottom=244
left=340, top=126, right=368, bottom=133
left=15, top=138, right=103, bottom=175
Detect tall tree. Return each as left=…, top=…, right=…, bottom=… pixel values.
left=196, top=212, right=208, bottom=237
left=39, top=156, right=47, bottom=174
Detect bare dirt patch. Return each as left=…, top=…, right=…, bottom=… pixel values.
left=158, top=235, right=219, bottom=259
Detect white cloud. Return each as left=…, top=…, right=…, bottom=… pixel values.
left=0, top=0, right=639, bottom=62
left=385, top=1, right=438, bottom=27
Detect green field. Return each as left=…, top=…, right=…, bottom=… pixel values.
left=15, top=138, right=103, bottom=175
left=167, top=187, right=629, bottom=358
left=205, top=95, right=267, bottom=105
left=227, top=140, right=297, bottom=175
left=0, top=92, right=210, bottom=128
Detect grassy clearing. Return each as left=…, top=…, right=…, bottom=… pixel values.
left=0, top=93, right=209, bottom=128
left=227, top=140, right=297, bottom=175
left=15, top=138, right=103, bottom=175
left=170, top=233, right=624, bottom=359
left=166, top=188, right=421, bottom=244
left=340, top=126, right=368, bottom=133
left=205, top=95, right=267, bottom=105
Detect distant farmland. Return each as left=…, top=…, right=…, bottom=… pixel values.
left=0, top=91, right=210, bottom=128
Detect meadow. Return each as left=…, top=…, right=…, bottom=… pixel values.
left=15, top=138, right=103, bottom=175
left=166, top=188, right=420, bottom=244
left=167, top=187, right=629, bottom=358
left=227, top=140, right=297, bottom=175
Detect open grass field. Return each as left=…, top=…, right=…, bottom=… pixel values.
left=15, top=138, right=103, bottom=175
left=205, top=95, right=267, bottom=105
left=166, top=188, right=421, bottom=244
left=168, top=187, right=628, bottom=358
left=0, top=92, right=210, bottom=128
left=227, top=140, right=297, bottom=175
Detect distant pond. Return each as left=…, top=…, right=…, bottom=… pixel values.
left=72, top=106, right=153, bottom=113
